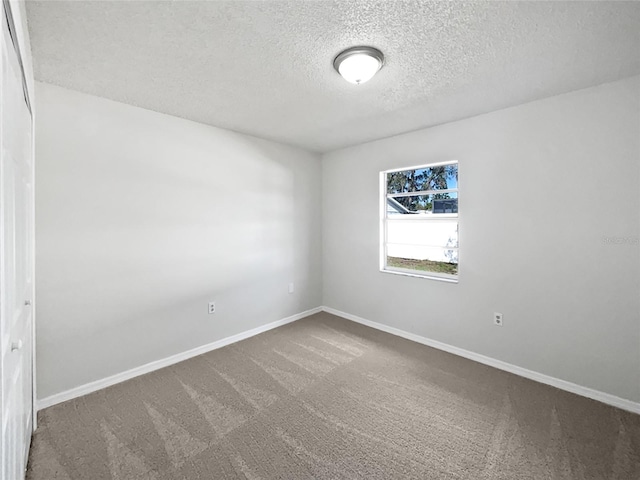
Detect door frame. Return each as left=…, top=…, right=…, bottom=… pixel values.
left=1, top=0, right=36, bottom=439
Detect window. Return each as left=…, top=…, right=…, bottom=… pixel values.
left=381, top=161, right=459, bottom=281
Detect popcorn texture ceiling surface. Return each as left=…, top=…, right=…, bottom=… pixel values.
left=26, top=0, right=640, bottom=152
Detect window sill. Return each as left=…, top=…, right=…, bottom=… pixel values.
left=380, top=267, right=458, bottom=283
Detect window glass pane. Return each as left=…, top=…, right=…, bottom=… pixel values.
left=387, top=163, right=458, bottom=194
left=386, top=247, right=458, bottom=275
left=387, top=193, right=458, bottom=214
left=387, top=219, right=458, bottom=248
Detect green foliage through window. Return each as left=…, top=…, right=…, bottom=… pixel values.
left=382, top=161, right=459, bottom=279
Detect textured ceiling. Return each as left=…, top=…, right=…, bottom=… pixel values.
left=26, top=0, right=640, bottom=153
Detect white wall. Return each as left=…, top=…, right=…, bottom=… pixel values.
left=35, top=83, right=322, bottom=399
left=36, top=75, right=640, bottom=406
left=322, top=76, right=640, bottom=403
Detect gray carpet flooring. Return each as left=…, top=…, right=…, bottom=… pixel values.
left=27, top=312, right=640, bottom=479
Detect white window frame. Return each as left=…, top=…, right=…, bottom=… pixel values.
left=380, top=160, right=459, bottom=283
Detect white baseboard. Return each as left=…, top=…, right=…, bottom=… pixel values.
left=37, top=307, right=322, bottom=411
left=321, top=306, right=640, bottom=415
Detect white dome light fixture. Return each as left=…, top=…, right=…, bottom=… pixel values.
left=333, top=46, right=384, bottom=85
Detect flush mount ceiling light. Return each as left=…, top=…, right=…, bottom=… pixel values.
left=333, top=46, right=384, bottom=85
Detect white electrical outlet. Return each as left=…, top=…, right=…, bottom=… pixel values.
left=208, top=302, right=216, bottom=314
left=494, top=312, right=503, bottom=326
left=288, top=283, right=294, bottom=294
